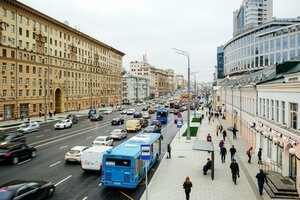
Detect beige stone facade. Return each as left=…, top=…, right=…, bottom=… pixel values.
left=0, top=0, right=124, bottom=120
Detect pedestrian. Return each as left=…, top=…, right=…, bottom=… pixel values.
left=203, top=158, right=212, bottom=175
left=166, top=143, right=171, bottom=159
left=229, top=145, right=237, bottom=161
left=201, top=114, right=204, bottom=119
left=208, top=116, right=211, bottom=123
left=246, top=146, right=253, bottom=163
left=39, top=112, right=41, bottom=118
left=220, top=146, right=227, bottom=163
left=257, top=148, right=262, bottom=164
left=215, top=125, right=219, bottom=136
left=219, top=124, right=223, bottom=133
left=255, top=169, right=268, bottom=195
left=199, top=117, right=202, bottom=125
left=183, top=176, right=193, bottom=200
left=206, top=133, right=212, bottom=142
left=27, top=117, right=30, bottom=122
left=53, top=111, right=56, bottom=116
left=230, top=159, right=240, bottom=185
left=232, top=127, right=237, bottom=139
left=20, top=115, right=24, bottom=121
left=222, top=130, right=227, bottom=141
left=219, top=140, right=224, bottom=153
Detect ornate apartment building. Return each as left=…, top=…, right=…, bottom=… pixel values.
left=0, top=0, right=124, bottom=120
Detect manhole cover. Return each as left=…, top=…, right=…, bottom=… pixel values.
left=178, top=156, right=185, bottom=158
left=281, top=179, right=294, bottom=185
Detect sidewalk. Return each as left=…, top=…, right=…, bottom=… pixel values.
left=0, top=106, right=117, bottom=130
left=141, top=109, right=274, bottom=200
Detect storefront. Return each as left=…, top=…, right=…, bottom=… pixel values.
left=4, top=104, right=14, bottom=119
left=20, top=103, right=29, bottom=118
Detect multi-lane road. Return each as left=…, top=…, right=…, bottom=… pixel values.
left=0, top=106, right=181, bottom=200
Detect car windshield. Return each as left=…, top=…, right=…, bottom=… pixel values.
left=146, top=126, right=155, bottom=131
left=112, top=130, right=121, bottom=134
left=0, top=189, right=13, bottom=200
left=58, top=121, right=65, bottom=124
left=113, top=118, right=119, bottom=121
left=68, top=150, right=80, bottom=154
left=95, top=138, right=105, bottom=141
left=0, top=135, right=16, bottom=141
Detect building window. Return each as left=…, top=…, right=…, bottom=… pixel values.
left=10, top=24, right=14, bottom=33
left=19, top=90, right=22, bottom=97
left=26, top=66, right=29, bottom=73
left=290, top=103, right=298, bottom=130
left=283, top=36, right=288, bottom=49
left=25, top=78, right=29, bottom=85
left=266, top=99, right=269, bottom=119
left=26, top=90, right=29, bottom=97
left=276, top=100, right=279, bottom=123
left=11, top=90, right=14, bottom=97
left=11, top=77, right=14, bottom=85
left=33, top=104, right=36, bottom=112
left=10, top=11, right=15, bottom=20
left=267, top=139, right=271, bottom=159
left=290, top=34, right=296, bottom=49
left=32, top=78, right=36, bottom=86
left=18, top=77, right=22, bottom=85
left=19, top=27, right=22, bottom=36
left=282, top=101, right=286, bottom=125
left=11, top=50, right=15, bottom=58
left=276, top=38, right=281, bottom=51
left=276, top=145, right=282, bottom=169
left=2, top=49, right=7, bottom=57
left=2, top=36, right=6, bottom=44
left=3, top=90, right=7, bottom=97
left=2, top=62, right=6, bottom=72
left=19, top=65, right=22, bottom=73
left=2, top=8, right=7, bottom=17
left=10, top=64, right=15, bottom=72
left=271, top=100, right=274, bottom=120
left=2, top=77, right=6, bottom=85
left=263, top=98, right=266, bottom=117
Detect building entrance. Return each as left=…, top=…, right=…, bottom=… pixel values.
left=55, top=88, right=62, bottom=113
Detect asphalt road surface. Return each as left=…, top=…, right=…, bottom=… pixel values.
left=0, top=106, right=183, bottom=200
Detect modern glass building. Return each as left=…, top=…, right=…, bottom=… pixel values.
left=224, top=19, right=300, bottom=76
left=217, top=46, right=224, bottom=79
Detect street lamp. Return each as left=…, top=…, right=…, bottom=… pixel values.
left=172, top=48, right=191, bottom=140
left=191, top=71, right=201, bottom=118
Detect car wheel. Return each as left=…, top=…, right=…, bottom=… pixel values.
left=70, top=124, right=72, bottom=128
left=12, top=157, right=19, bottom=165
left=111, top=141, right=114, bottom=146
left=64, top=125, right=66, bottom=129
left=118, top=122, right=121, bottom=125
left=47, top=186, right=55, bottom=198
left=31, top=151, right=37, bottom=158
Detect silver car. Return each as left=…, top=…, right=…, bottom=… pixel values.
left=18, top=121, right=40, bottom=133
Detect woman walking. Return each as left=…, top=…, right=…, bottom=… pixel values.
left=247, top=146, right=254, bottom=163
left=183, top=176, right=193, bottom=200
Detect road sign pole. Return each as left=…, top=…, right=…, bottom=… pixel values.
left=145, top=162, right=148, bottom=200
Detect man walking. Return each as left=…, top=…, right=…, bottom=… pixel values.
left=229, top=145, right=237, bottom=161
left=230, top=159, right=240, bottom=185
left=222, top=130, right=227, bottom=141
left=166, top=143, right=171, bottom=159
left=220, top=146, right=227, bottom=163
left=255, top=169, right=268, bottom=195
left=206, top=133, right=212, bottom=142
left=257, top=148, right=262, bottom=164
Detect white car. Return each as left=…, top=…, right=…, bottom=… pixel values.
left=54, top=119, right=73, bottom=129
left=127, top=109, right=135, bottom=115
left=143, top=112, right=151, bottom=119
left=137, top=103, right=141, bottom=106
left=120, top=110, right=127, bottom=114
left=18, top=121, right=40, bottom=133
left=103, top=109, right=113, bottom=114
left=109, top=129, right=127, bottom=140
left=65, top=146, right=88, bottom=163
left=92, top=136, right=114, bottom=146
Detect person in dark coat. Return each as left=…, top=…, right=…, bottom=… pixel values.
left=203, top=158, right=212, bottom=175
left=222, top=130, right=227, bottom=141
left=206, top=133, right=212, bottom=142
left=220, top=146, right=227, bottom=163
left=232, top=127, right=237, bottom=139
left=230, top=159, right=240, bottom=185
left=257, top=148, right=262, bottom=164
left=183, top=176, right=193, bottom=200
left=166, top=143, right=171, bottom=159
left=255, top=169, right=268, bottom=195
left=229, top=145, right=237, bottom=161
left=219, top=140, right=224, bottom=153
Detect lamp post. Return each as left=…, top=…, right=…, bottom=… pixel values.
left=190, top=71, right=201, bottom=118
left=172, top=48, right=191, bottom=140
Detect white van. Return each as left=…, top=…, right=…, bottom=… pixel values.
left=81, top=146, right=112, bottom=171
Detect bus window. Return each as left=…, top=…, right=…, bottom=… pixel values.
left=157, top=112, right=167, bottom=117
left=106, top=158, right=131, bottom=167
left=153, top=140, right=159, bottom=154
left=135, top=157, right=143, bottom=174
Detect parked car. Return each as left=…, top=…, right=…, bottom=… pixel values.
left=133, top=112, right=142, bottom=118
left=0, top=143, right=36, bottom=164
left=127, top=109, right=135, bottom=115
left=65, top=146, right=88, bottom=163
left=111, top=118, right=124, bottom=125
left=138, top=118, right=149, bottom=128
left=90, top=113, right=103, bottom=121
left=54, top=119, right=72, bottom=129
left=88, top=109, right=97, bottom=118
left=0, top=180, right=55, bottom=199
left=92, top=136, right=113, bottom=146
left=120, top=110, right=127, bottom=114
left=0, top=133, right=25, bottom=147
left=66, top=114, right=78, bottom=124
left=109, top=129, right=127, bottom=140
left=144, top=125, right=161, bottom=133
left=151, top=120, right=162, bottom=128
left=143, top=112, right=151, bottom=119
left=17, top=121, right=40, bottom=134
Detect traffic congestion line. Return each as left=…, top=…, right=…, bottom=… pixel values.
left=54, top=175, right=72, bottom=187
left=17, top=159, right=31, bottom=165
left=49, top=161, right=61, bottom=167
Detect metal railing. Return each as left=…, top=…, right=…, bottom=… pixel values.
left=259, top=160, right=280, bottom=174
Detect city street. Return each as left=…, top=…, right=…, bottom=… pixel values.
left=0, top=106, right=181, bottom=200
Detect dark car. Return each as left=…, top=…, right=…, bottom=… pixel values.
left=111, top=118, right=125, bottom=125
left=173, top=109, right=179, bottom=115
left=144, top=125, right=161, bottom=133
left=0, top=143, right=36, bottom=165
left=88, top=109, right=97, bottom=118
left=0, top=133, right=25, bottom=147
left=138, top=118, right=149, bottom=128
left=151, top=120, right=162, bottom=128
left=141, top=107, right=148, bottom=111
left=90, top=113, right=103, bottom=121
left=133, top=112, right=142, bottom=118
left=66, top=114, right=78, bottom=124
left=0, top=180, right=55, bottom=200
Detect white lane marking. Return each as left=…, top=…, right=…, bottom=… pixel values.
left=18, top=159, right=31, bottom=165
left=49, top=161, right=61, bottom=167
left=54, top=175, right=72, bottom=187
left=104, top=130, right=109, bottom=132
left=36, top=135, right=44, bottom=138
left=59, top=145, right=68, bottom=149
left=82, top=197, right=88, bottom=200
left=80, top=124, right=85, bottom=127
left=44, top=129, right=51, bottom=132
left=86, top=136, right=93, bottom=140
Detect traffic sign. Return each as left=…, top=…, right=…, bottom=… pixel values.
left=141, top=144, right=151, bottom=161
left=177, top=112, right=182, bottom=118
left=177, top=121, right=182, bottom=128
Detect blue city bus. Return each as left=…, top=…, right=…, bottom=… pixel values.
left=156, top=108, right=169, bottom=123
left=101, top=132, right=161, bottom=189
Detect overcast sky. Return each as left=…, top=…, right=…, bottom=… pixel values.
left=19, top=0, right=300, bottom=82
